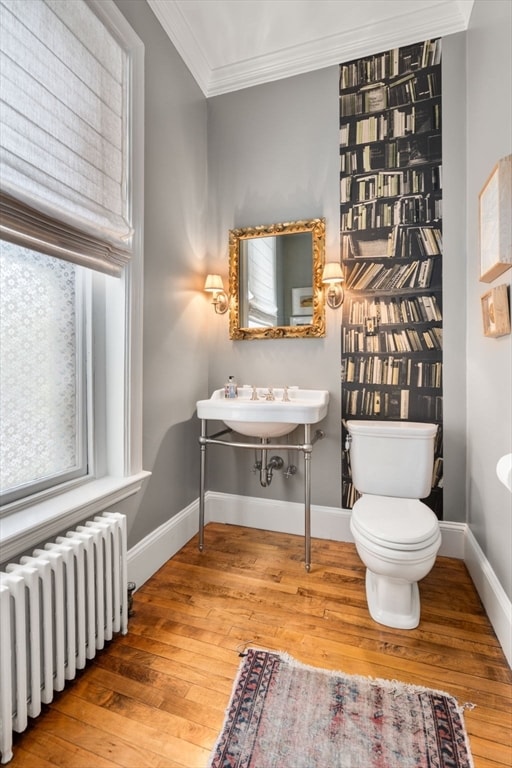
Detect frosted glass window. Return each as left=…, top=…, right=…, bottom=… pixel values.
left=0, top=240, right=86, bottom=501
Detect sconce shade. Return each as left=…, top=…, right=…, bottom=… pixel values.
left=204, top=273, right=228, bottom=314
left=322, top=262, right=344, bottom=283
left=322, top=262, right=344, bottom=309
left=204, top=273, right=224, bottom=292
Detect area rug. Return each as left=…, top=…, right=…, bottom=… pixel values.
left=208, top=648, right=474, bottom=768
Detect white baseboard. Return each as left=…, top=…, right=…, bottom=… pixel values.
left=127, top=491, right=511, bottom=667
left=127, top=499, right=199, bottom=589
left=205, top=491, right=465, bottom=558
left=464, top=526, right=512, bottom=668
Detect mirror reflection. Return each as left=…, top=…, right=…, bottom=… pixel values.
left=228, top=218, right=326, bottom=340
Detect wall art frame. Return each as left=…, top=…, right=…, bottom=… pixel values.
left=479, top=154, right=512, bottom=283
left=481, top=284, right=511, bottom=338
left=291, top=286, right=314, bottom=316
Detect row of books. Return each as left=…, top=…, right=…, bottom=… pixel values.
left=339, top=39, right=441, bottom=90
left=340, top=70, right=441, bottom=118
left=432, top=457, right=443, bottom=489
left=341, top=195, right=442, bottom=230
left=387, top=70, right=441, bottom=108
left=340, top=167, right=442, bottom=203
left=346, top=294, right=442, bottom=325
left=341, top=226, right=442, bottom=260
left=345, top=257, right=435, bottom=291
left=343, top=387, right=411, bottom=419
left=342, top=355, right=442, bottom=388
left=339, top=103, right=441, bottom=146
left=343, top=387, right=443, bottom=421
left=342, top=324, right=442, bottom=354
left=391, top=223, right=442, bottom=258
left=342, top=481, right=361, bottom=511
left=417, top=394, right=443, bottom=421
left=340, top=135, right=442, bottom=174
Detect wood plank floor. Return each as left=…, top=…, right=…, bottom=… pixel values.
left=8, top=523, right=512, bottom=768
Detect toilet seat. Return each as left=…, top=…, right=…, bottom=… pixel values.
left=351, top=496, right=440, bottom=551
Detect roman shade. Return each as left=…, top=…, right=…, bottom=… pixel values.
left=0, top=0, right=133, bottom=276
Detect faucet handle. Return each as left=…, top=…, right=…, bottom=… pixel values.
left=282, top=385, right=290, bottom=402
left=265, top=387, right=275, bottom=401
left=251, top=386, right=259, bottom=400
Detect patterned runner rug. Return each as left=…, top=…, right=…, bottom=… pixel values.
left=208, top=648, right=474, bottom=768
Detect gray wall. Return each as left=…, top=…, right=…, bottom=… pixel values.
left=114, top=0, right=210, bottom=548
left=466, top=0, right=512, bottom=599
left=205, top=68, right=342, bottom=506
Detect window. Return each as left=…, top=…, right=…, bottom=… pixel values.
left=0, top=0, right=146, bottom=555
left=245, top=237, right=278, bottom=327
left=0, top=243, right=86, bottom=504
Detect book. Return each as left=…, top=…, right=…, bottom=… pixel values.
left=361, top=82, right=387, bottom=112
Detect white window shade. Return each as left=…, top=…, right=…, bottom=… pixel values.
left=0, top=0, right=132, bottom=274
left=247, top=237, right=278, bottom=327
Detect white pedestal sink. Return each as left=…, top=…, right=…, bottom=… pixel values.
left=196, top=387, right=329, bottom=438
left=196, top=386, right=330, bottom=572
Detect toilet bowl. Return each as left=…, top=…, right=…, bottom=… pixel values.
left=350, top=495, right=441, bottom=629
left=346, top=419, right=441, bottom=630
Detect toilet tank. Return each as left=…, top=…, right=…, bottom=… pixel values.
left=347, top=420, right=437, bottom=499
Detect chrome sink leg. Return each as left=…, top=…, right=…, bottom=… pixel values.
left=199, top=419, right=206, bottom=552
left=304, top=423, right=312, bottom=572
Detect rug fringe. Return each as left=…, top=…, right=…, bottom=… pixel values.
left=242, top=645, right=477, bottom=718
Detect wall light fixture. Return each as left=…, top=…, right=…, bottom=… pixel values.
left=204, top=274, right=228, bottom=314
left=322, top=262, right=344, bottom=309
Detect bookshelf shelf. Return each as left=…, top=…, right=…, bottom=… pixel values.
left=339, top=39, right=443, bottom=518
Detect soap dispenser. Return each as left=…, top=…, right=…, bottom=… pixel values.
left=224, top=375, right=238, bottom=398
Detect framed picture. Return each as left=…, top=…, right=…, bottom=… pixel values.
left=481, top=284, right=511, bottom=338
left=479, top=154, right=512, bottom=282
left=291, top=287, right=313, bottom=316
left=290, top=315, right=312, bottom=326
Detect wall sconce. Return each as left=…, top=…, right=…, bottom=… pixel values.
left=204, top=274, right=228, bottom=314
left=322, top=262, right=344, bottom=309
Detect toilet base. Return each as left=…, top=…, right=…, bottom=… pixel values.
left=365, top=569, right=420, bottom=630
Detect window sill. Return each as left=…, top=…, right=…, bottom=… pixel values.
left=0, top=472, right=151, bottom=564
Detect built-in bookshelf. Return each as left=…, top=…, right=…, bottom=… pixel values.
left=339, top=39, right=443, bottom=518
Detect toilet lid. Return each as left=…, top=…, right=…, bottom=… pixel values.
left=351, top=496, right=440, bottom=550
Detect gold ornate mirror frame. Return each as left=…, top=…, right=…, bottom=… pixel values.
left=228, top=218, right=326, bottom=340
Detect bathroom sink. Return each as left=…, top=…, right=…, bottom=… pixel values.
left=196, top=387, right=329, bottom=438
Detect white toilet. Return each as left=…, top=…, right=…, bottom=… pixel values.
left=346, top=419, right=441, bottom=630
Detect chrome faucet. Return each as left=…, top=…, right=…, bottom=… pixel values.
left=265, top=387, right=275, bottom=401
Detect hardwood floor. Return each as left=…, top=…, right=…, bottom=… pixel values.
left=8, top=523, right=512, bottom=768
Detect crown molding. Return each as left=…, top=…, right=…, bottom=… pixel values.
left=147, top=0, right=211, bottom=94
left=147, top=0, right=473, bottom=98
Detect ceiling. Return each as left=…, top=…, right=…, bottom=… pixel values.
left=146, top=0, right=474, bottom=97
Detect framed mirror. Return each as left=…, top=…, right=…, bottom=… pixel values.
left=228, top=218, right=326, bottom=340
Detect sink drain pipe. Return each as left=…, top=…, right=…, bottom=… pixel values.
left=257, top=440, right=284, bottom=487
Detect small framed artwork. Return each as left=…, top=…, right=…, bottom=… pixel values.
left=290, top=315, right=312, bottom=326
left=481, top=284, right=511, bottom=338
left=291, top=286, right=314, bottom=316
left=479, top=154, right=512, bottom=282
